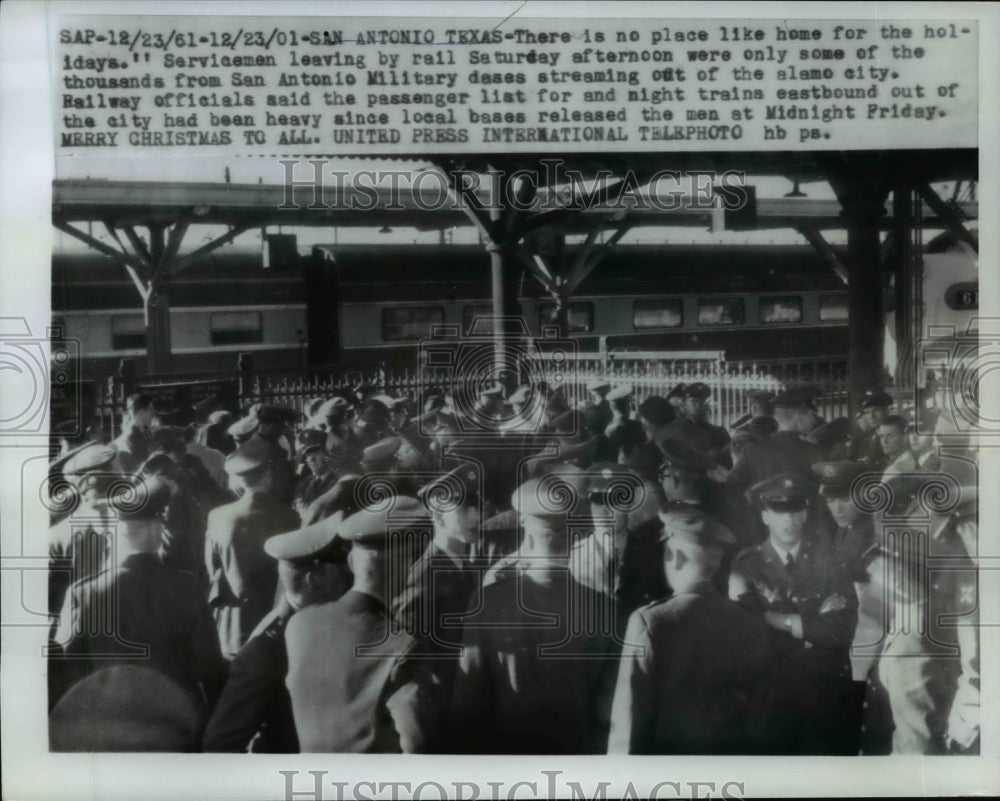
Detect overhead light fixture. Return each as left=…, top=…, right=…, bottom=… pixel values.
left=784, top=177, right=807, bottom=198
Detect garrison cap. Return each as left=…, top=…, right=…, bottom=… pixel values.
left=665, top=384, right=687, bottom=403
left=586, top=378, right=611, bottom=394
left=316, top=397, right=351, bottom=418
left=746, top=472, right=815, bottom=510
left=683, top=382, right=712, bottom=401
left=773, top=386, right=819, bottom=410
left=297, top=429, right=328, bottom=456
left=208, top=409, right=233, bottom=426
left=859, top=388, right=893, bottom=409
left=361, top=436, right=401, bottom=468
left=224, top=438, right=274, bottom=475
left=62, top=443, right=117, bottom=476
left=108, top=476, right=172, bottom=520
left=606, top=384, right=634, bottom=402
left=805, top=416, right=851, bottom=445
left=512, top=472, right=584, bottom=519
left=264, top=511, right=349, bottom=563
left=812, top=460, right=868, bottom=497
left=637, top=395, right=675, bottom=426
left=586, top=463, right=645, bottom=509
left=338, top=496, right=429, bottom=546
left=658, top=438, right=716, bottom=473
left=227, top=414, right=259, bottom=439
left=418, top=462, right=481, bottom=512
left=658, top=506, right=735, bottom=549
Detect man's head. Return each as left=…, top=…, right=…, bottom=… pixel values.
left=747, top=473, right=813, bottom=550
left=586, top=379, right=611, bottom=406
left=637, top=395, right=675, bottom=439
left=681, top=383, right=712, bottom=422
left=224, top=440, right=274, bottom=496
left=108, top=477, right=172, bottom=554
left=512, top=474, right=581, bottom=557
left=125, top=393, right=156, bottom=428
left=813, top=460, right=868, bottom=528
left=877, top=415, right=910, bottom=460
left=420, top=463, right=482, bottom=547
left=265, top=511, right=353, bottom=608
left=587, top=464, right=645, bottom=534
left=860, top=388, right=892, bottom=430
left=657, top=439, right=713, bottom=502
left=772, top=387, right=820, bottom=434
left=748, top=390, right=775, bottom=419
left=908, top=408, right=939, bottom=456
left=658, top=506, right=735, bottom=590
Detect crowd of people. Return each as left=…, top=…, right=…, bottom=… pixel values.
left=45, top=377, right=980, bottom=756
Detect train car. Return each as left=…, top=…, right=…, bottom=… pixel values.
left=52, top=248, right=307, bottom=382
left=315, top=243, right=851, bottom=369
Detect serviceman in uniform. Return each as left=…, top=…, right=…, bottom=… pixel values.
left=48, top=443, right=118, bottom=645
left=812, top=459, right=883, bottom=754
left=585, top=378, right=612, bottom=415
left=203, top=510, right=352, bottom=753
left=908, top=408, right=942, bottom=472
left=450, top=475, right=619, bottom=754
left=53, top=477, right=226, bottom=714
left=871, top=485, right=979, bottom=755
left=848, top=388, right=892, bottom=469
left=284, top=497, right=435, bottom=753
left=730, top=390, right=776, bottom=431
left=206, top=439, right=301, bottom=661
left=571, top=463, right=666, bottom=631
left=635, top=395, right=676, bottom=449
left=604, top=384, right=645, bottom=462
left=291, top=432, right=339, bottom=521
left=805, top=417, right=852, bottom=461
left=111, top=392, right=155, bottom=473
left=392, top=463, right=483, bottom=727
left=665, top=382, right=731, bottom=463
left=729, top=472, right=858, bottom=755
left=727, top=387, right=825, bottom=492
left=608, top=507, right=770, bottom=754
left=248, top=405, right=300, bottom=506
left=877, top=414, right=920, bottom=514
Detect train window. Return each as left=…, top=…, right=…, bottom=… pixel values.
left=382, top=306, right=444, bottom=341
left=944, top=282, right=978, bottom=310
left=697, top=298, right=744, bottom=326
left=633, top=299, right=683, bottom=329
left=819, top=294, right=849, bottom=322
left=111, top=315, right=146, bottom=350
left=463, top=304, right=495, bottom=336
left=538, top=302, right=594, bottom=333
left=211, top=311, right=263, bottom=345
left=760, top=296, right=803, bottom=324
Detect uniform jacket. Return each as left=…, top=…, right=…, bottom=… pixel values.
left=607, top=584, right=771, bottom=754
left=727, top=430, right=823, bottom=490
left=729, top=536, right=857, bottom=753
left=48, top=507, right=111, bottom=631
left=285, top=590, right=432, bottom=753
left=205, top=491, right=300, bottom=660
left=847, top=429, right=886, bottom=471
left=52, top=551, right=226, bottom=710
left=202, top=599, right=298, bottom=753
left=111, top=425, right=151, bottom=474
left=450, top=569, right=619, bottom=754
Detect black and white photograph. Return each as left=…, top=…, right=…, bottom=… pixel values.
left=1, top=2, right=998, bottom=799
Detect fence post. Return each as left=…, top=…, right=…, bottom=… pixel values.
left=237, top=352, right=255, bottom=411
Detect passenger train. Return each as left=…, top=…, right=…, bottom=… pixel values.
left=52, top=236, right=977, bottom=382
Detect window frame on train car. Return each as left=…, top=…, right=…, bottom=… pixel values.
left=696, top=297, right=745, bottom=327
left=537, top=301, right=595, bottom=333
left=381, top=305, right=445, bottom=341
left=632, top=298, right=684, bottom=330
left=759, top=295, right=804, bottom=325
left=111, top=314, right=147, bottom=350
left=463, top=303, right=495, bottom=336
left=210, top=310, right=264, bottom=346
left=818, top=294, right=849, bottom=322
